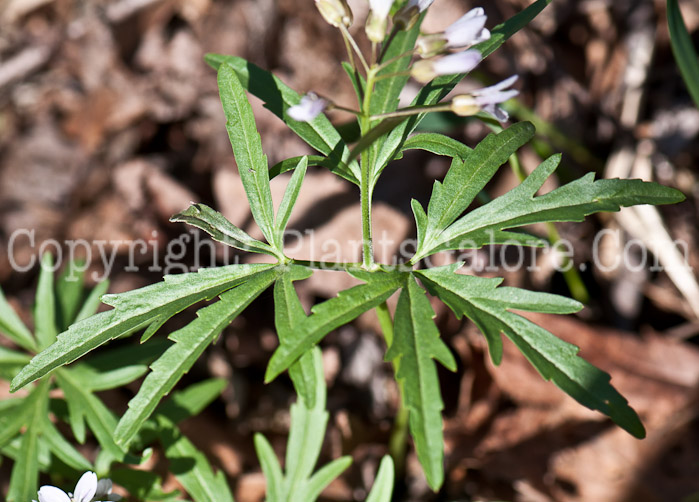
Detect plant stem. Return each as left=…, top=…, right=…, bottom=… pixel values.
left=370, top=103, right=452, bottom=120
left=359, top=67, right=378, bottom=269
left=340, top=24, right=370, bottom=73
left=288, top=259, right=364, bottom=272
left=376, top=302, right=409, bottom=483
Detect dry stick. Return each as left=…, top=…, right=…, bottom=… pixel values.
left=0, top=46, right=51, bottom=90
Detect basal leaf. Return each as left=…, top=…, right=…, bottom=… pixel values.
left=218, top=64, right=277, bottom=248
left=42, top=418, right=92, bottom=471
left=205, top=54, right=359, bottom=184
left=34, top=253, right=58, bottom=350
left=170, top=202, right=280, bottom=258
left=74, top=279, right=110, bottom=323
left=421, top=154, right=685, bottom=259
left=366, top=456, right=394, bottom=502
left=0, top=287, right=36, bottom=352
left=265, top=270, right=404, bottom=383
left=303, top=456, right=353, bottom=502
left=11, top=263, right=275, bottom=391
left=156, top=416, right=235, bottom=502
left=56, top=370, right=133, bottom=461
left=417, top=264, right=645, bottom=438
left=255, top=434, right=283, bottom=502
left=6, top=379, right=48, bottom=502
left=56, top=261, right=85, bottom=330
left=115, top=267, right=280, bottom=446
left=386, top=276, right=456, bottom=491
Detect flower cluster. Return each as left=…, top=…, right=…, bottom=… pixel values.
left=35, top=472, right=121, bottom=502
left=288, top=1, right=518, bottom=123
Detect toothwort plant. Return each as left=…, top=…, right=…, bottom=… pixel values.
left=7, top=0, right=684, bottom=499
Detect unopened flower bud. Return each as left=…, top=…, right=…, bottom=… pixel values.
left=416, top=33, right=448, bottom=58
left=410, top=49, right=482, bottom=84
left=315, top=0, right=353, bottom=28
left=394, top=0, right=433, bottom=30
left=366, top=10, right=389, bottom=42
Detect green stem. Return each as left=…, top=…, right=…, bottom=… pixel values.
left=288, top=259, right=364, bottom=272
left=340, top=24, right=370, bottom=73
left=376, top=302, right=409, bottom=483
left=370, top=102, right=451, bottom=120
left=359, top=68, right=379, bottom=269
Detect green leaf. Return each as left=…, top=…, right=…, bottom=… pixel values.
left=157, top=378, right=228, bottom=424
left=0, top=286, right=36, bottom=352
left=422, top=154, right=685, bottom=259
left=275, top=156, right=308, bottom=238
left=55, top=369, right=134, bottom=462
left=218, top=64, right=277, bottom=247
left=11, top=263, right=275, bottom=391
left=56, top=261, right=86, bottom=330
left=42, top=418, right=93, bottom=471
left=667, top=0, right=699, bottom=108
left=265, top=270, right=404, bottom=382
left=74, top=279, right=110, bottom=323
left=6, top=379, right=48, bottom=502
left=254, top=434, right=283, bottom=502
left=170, top=202, right=280, bottom=257
left=205, top=54, right=359, bottom=184
left=303, top=456, right=352, bottom=501
left=115, top=267, right=280, bottom=447
left=273, top=266, right=319, bottom=406
left=400, top=133, right=472, bottom=160
left=157, top=416, right=235, bottom=502
left=373, top=0, right=552, bottom=179
left=110, top=468, right=181, bottom=501
left=34, top=253, right=58, bottom=350
left=269, top=155, right=327, bottom=179
left=417, top=264, right=645, bottom=438
left=385, top=276, right=456, bottom=491
left=366, top=456, right=394, bottom=502
left=420, top=122, right=535, bottom=250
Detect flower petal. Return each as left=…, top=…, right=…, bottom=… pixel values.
left=444, top=8, right=489, bottom=48
left=432, top=49, right=482, bottom=76
left=369, top=0, right=393, bottom=19
left=287, top=93, right=327, bottom=122
left=73, top=471, right=98, bottom=502
left=38, top=486, right=71, bottom=502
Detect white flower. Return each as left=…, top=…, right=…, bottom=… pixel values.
left=417, top=7, right=490, bottom=58
left=444, top=8, right=490, bottom=48
left=36, top=472, right=122, bottom=502
left=368, top=0, right=393, bottom=20
left=411, top=49, right=482, bottom=83
left=451, top=75, right=519, bottom=122
left=287, top=93, right=328, bottom=122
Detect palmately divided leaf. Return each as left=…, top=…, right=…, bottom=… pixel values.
left=11, top=263, right=276, bottom=391
left=385, top=276, right=456, bottom=491
left=421, top=154, right=685, bottom=258
left=218, top=63, right=278, bottom=248
left=115, top=266, right=281, bottom=446
left=265, top=270, right=404, bottom=383
left=171, top=202, right=280, bottom=257
left=205, top=54, right=359, bottom=184
left=417, top=264, right=645, bottom=439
